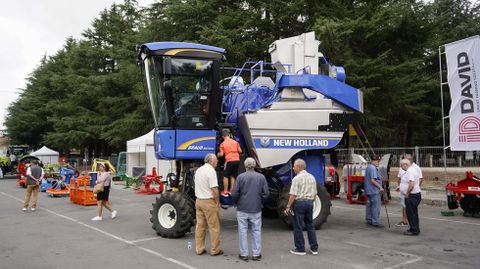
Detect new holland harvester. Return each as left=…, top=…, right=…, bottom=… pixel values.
left=137, top=32, right=364, bottom=238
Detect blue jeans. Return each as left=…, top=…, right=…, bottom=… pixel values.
left=366, top=193, right=381, bottom=225
left=292, top=200, right=318, bottom=252
left=237, top=211, right=262, bottom=256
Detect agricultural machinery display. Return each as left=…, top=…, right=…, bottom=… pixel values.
left=139, top=32, right=364, bottom=238
left=446, top=171, right=480, bottom=216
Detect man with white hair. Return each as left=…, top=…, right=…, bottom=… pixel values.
left=400, top=158, right=422, bottom=236
left=194, top=153, right=223, bottom=256
left=285, top=158, right=319, bottom=256
left=396, top=154, right=423, bottom=227
left=231, top=157, right=269, bottom=261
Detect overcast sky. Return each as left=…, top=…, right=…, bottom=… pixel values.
left=0, top=0, right=154, bottom=130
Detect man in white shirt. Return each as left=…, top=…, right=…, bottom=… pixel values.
left=399, top=159, right=422, bottom=236
left=396, top=154, right=423, bottom=227
left=194, top=153, right=223, bottom=256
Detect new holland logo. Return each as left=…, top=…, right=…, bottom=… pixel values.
left=260, top=137, right=271, bottom=148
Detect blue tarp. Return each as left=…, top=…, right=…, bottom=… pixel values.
left=222, top=84, right=276, bottom=125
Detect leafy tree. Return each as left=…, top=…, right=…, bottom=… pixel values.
left=5, top=0, right=480, bottom=153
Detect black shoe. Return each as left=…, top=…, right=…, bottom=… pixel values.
left=239, top=255, right=249, bottom=261
left=252, top=255, right=262, bottom=261
left=403, top=231, right=419, bottom=236
left=371, top=224, right=385, bottom=228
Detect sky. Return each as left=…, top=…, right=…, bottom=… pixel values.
left=0, top=0, right=154, bottom=130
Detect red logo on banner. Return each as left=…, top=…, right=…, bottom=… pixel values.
left=459, top=116, right=480, bottom=142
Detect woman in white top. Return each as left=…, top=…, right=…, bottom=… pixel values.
left=92, top=163, right=117, bottom=221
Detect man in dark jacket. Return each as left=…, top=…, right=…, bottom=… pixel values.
left=231, top=157, right=269, bottom=261
left=23, top=160, right=44, bottom=212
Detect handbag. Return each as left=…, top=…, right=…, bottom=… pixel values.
left=93, top=182, right=104, bottom=194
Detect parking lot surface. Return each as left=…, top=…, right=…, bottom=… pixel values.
left=1, top=177, right=479, bottom=269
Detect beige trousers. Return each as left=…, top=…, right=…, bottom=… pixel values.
left=24, top=184, right=39, bottom=208
left=195, top=199, right=221, bottom=254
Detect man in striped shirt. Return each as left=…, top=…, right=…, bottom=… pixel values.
left=285, top=159, right=319, bottom=256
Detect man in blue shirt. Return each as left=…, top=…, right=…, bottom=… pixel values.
left=231, top=157, right=269, bottom=261
left=364, top=155, right=384, bottom=227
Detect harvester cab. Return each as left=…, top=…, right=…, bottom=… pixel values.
left=138, top=32, right=364, bottom=238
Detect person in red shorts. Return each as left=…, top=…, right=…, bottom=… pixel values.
left=218, top=129, right=242, bottom=197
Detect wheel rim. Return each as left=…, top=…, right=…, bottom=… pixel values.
left=313, top=195, right=322, bottom=219
left=157, top=203, right=177, bottom=229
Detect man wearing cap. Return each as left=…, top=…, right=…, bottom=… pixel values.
left=218, top=129, right=242, bottom=197
left=364, top=155, right=384, bottom=228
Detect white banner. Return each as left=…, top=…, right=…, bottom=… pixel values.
left=445, top=35, right=480, bottom=151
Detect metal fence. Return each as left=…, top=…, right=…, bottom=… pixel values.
left=336, top=147, right=480, bottom=167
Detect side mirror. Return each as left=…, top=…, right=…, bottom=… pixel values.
left=163, top=58, right=172, bottom=75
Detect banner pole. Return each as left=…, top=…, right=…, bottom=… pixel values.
left=439, top=45, right=448, bottom=187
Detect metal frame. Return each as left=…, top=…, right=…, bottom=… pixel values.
left=439, top=45, right=449, bottom=186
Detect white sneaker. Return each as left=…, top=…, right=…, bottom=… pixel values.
left=111, top=210, right=117, bottom=219
left=91, top=216, right=102, bottom=221
left=22, top=208, right=27, bottom=212
left=31, top=208, right=36, bottom=212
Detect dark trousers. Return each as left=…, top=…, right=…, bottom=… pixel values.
left=405, top=193, right=421, bottom=234
left=292, top=200, right=318, bottom=252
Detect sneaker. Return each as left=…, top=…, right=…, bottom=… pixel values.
left=221, top=191, right=229, bottom=197
left=395, top=222, right=408, bottom=227
left=22, top=208, right=27, bottom=212
left=290, top=249, right=306, bottom=256
left=371, top=223, right=385, bottom=228
left=111, top=210, right=117, bottom=219
left=91, top=216, right=102, bottom=221
left=252, top=255, right=262, bottom=261
left=31, top=208, right=36, bottom=212
left=310, top=249, right=318, bottom=255
left=238, top=255, right=248, bottom=261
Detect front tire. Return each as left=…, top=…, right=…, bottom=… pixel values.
left=150, top=192, right=195, bottom=238
left=278, top=182, right=331, bottom=229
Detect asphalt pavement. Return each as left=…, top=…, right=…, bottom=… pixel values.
left=0, top=177, right=479, bottom=269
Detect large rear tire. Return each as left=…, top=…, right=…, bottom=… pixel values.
left=278, top=182, right=331, bottom=229
left=150, top=192, right=195, bottom=238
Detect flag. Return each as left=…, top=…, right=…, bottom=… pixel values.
left=445, top=36, right=480, bottom=150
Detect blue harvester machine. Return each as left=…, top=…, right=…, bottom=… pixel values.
left=137, top=32, right=364, bottom=238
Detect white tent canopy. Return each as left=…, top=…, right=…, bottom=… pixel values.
left=126, top=129, right=173, bottom=179
left=31, top=146, right=59, bottom=164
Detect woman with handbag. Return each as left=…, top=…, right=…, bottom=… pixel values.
left=92, top=163, right=117, bottom=221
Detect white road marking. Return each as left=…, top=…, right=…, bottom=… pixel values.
left=384, top=257, right=423, bottom=269
left=333, top=205, right=480, bottom=226
left=342, top=241, right=423, bottom=269
left=130, top=237, right=161, bottom=243
left=0, top=191, right=197, bottom=269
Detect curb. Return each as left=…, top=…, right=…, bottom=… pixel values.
left=339, top=192, right=447, bottom=207
left=389, top=195, right=447, bottom=207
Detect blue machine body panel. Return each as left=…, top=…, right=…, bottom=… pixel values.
left=143, top=42, right=225, bottom=54
left=59, top=166, right=74, bottom=184
left=155, top=130, right=176, bottom=159
left=303, top=155, right=325, bottom=185
left=277, top=74, right=363, bottom=113
left=40, top=179, right=53, bottom=192
left=155, top=129, right=217, bottom=160
left=252, top=136, right=341, bottom=150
